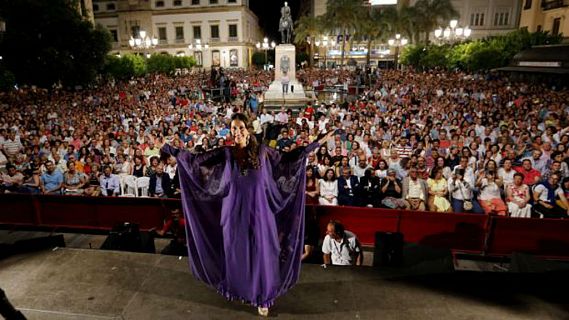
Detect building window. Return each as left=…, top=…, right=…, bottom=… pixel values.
left=191, top=0, right=200, bottom=4
left=175, top=26, right=184, bottom=42
left=110, top=29, right=118, bottom=42
left=93, top=4, right=99, bottom=11
left=194, top=51, right=203, bottom=66
left=209, top=0, right=218, bottom=4
left=470, top=13, right=485, bottom=26
left=523, top=0, right=532, bottom=9
left=212, top=50, right=220, bottom=66
left=210, top=25, right=219, bottom=39
left=131, top=25, right=141, bottom=38
left=227, top=0, right=236, bottom=2
left=552, top=18, right=561, bottom=35
left=193, top=26, right=201, bottom=39
left=174, top=0, right=183, bottom=5
left=494, top=12, right=509, bottom=26
left=156, top=0, right=165, bottom=7
left=230, top=49, right=238, bottom=67
left=158, top=27, right=167, bottom=42
left=229, top=24, right=238, bottom=38
left=106, top=3, right=116, bottom=10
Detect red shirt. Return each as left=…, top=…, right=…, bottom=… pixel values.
left=514, top=167, right=541, bottom=185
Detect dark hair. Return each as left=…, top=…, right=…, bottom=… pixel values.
left=322, top=168, right=336, bottom=182
left=513, top=172, right=524, bottom=180
left=328, top=220, right=345, bottom=238
left=230, top=113, right=260, bottom=170
left=430, top=167, right=443, bottom=179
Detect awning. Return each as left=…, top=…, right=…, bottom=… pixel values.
left=493, top=66, right=569, bottom=74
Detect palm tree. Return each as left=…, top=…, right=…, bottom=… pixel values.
left=323, top=0, right=362, bottom=68
left=294, top=15, right=323, bottom=68
left=413, top=0, right=459, bottom=44
left=353, top=9, right=390, bottom=66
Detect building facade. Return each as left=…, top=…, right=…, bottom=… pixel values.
left=519, top=0, right=569, bottom=39
left=93, top=0, right=262, bottom=68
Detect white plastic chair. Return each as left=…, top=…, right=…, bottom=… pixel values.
left=136, top=177, right=150, bottom=197
left=120, top=175, right=137, bottom=197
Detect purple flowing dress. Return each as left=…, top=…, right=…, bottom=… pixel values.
left=162, top=142, right=318, bottom=307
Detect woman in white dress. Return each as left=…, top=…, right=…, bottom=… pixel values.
left=506, top=173, right=532, bottom=218
left=318, top=168, right=338, bottom=206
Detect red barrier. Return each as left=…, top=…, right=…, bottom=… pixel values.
left=398, top=211, right=489, bottom=251
left=312, top=205, right=399, bottom=245
left=486, top=217, right=569, bottom=257
left=2, top=194, right=569, bottom=259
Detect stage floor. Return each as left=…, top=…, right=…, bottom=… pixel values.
left=0, top=248, right=568, bottom=320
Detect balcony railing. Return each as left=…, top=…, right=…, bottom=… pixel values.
left=541, top=0, right=569, bottom=10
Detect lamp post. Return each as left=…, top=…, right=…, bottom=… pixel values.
left=434, top=19, right=471, bottom=44
left=315, top=35, right=337, bottom=69
left=256, top=37, right=276, bottom=68
left=387, top=34, right=408, bottom=70
left=128, top=30, right=158, bottom=58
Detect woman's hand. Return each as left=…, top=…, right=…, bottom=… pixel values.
left=317, top=130, right=336, bottom=146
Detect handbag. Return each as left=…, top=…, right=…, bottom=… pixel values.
left=458, top=182, right=473, bottom=211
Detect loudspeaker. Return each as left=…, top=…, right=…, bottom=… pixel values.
left=373, top=232, right=404, bottom=267
left=101, top=222, right=155, bottom=254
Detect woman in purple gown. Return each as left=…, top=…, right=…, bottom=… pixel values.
left=162, top=113, right=333, bottom=316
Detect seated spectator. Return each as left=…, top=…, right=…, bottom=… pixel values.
left=145, top=156, right=160, bottom=177
left=305, top=166, right=320, bottom=205
left=317, top=154, right=334, bottom=178
left=476, top=170, right=507, bottom=216
left=40, top=160, right=64, bottom=195
left=506, top=173, right=532, bottom=218
left=84, top=163, right=102, bottom=197
left=427, top=167, right=452, bottom=212
left=165, top=156, right=177, bottom=180
left=402, top=167, right=428, bottom=211
left=558, top=177, right=569, bottom=211
left=514, top=159, right=541, bottom=187
left=358, top=168, right=379, bottom=207
left=448, top=168, right=483, bottom=214
left=0, top=164, right=24, bottom=193
left=63, top=161, right=87, bottom=195
left=498, top=159, right=516, bottom=186
left=533, top=173, right=569, bottom=218
left=336, top=167, right=359, bottom=206
left=99, top=166, right=120, bottom=197
left=380, top=169, right=405, bottom=209
left=149, top=164, right=172, bottom=198
left=131, top=156, right=146, bottom=178
left=318, top=168, right=338, bottom=206
left=352, top=155, right=372, bottom=179
left=20, top=166, right=41, bottom=194
left=322, top=220, right=362, bottom=266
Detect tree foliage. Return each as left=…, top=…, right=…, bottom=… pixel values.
left=103, top=54, right=196, bottom=79
left=0, top=0, right=111, bottom=87
left=400, top=28, right=563, bottom=71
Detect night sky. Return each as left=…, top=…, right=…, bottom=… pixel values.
left=249, top=0, right=302, bottom=42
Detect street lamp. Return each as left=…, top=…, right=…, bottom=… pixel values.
left=315, top=35, right=336, bottom=69
left=434, top=19, right=471, bottom=44
left=129, top=30, right=158, bottom=57
left=188, top=39, right=209, bottom=51
left=256, top=37, right=276, bottom=67
left=387, top=33, right=408, bottom=70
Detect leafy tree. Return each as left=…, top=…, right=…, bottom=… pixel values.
left=0, top=0, right=111, bottom=87
left=413, top=0, right=459, bottom=44
left=353, top=8, right=390, bottom=66
left=294, top=15, right=323, bottom=68
left=323, top=0, right=363, bottom=67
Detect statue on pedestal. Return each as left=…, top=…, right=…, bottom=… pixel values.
left=279, top=2, right=293, bottom=44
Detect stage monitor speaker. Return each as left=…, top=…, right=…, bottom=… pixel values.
left=373, top=232, right=404, bottom=268
left=100, top=222, right=155, bottom=254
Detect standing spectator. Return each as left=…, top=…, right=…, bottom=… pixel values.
left=40, top=161, right=64, bottom=195
left=305, top=166, right=320, bottom=205
left=99, top=166, right=120, bottom=197
left=322, top=221, right=362, bottom=266
left=149, top=164, right=172, bottom=198
left=318, top=168, right=338, bottom=206
left=506, top=173, right=532, bottom=218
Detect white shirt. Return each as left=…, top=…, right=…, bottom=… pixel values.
left=448, top=178, right=474, bottom=200
left=498, top=168, right=515, bottom=186
left=322, top=231, right=360, bottom=266
left=319, top=179, right=338, bottom=198
left=534, top=184, right=563, bottom=202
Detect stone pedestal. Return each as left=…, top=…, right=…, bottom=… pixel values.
left=274, top=44, right=296, bottom=81
left=263, top=44, right=308, bottom=110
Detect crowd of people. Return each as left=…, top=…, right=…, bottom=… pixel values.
left=1, top=67, right=569, bottom=221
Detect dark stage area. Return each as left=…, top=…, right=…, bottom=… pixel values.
left=0, top=247, right=568, bottom=319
